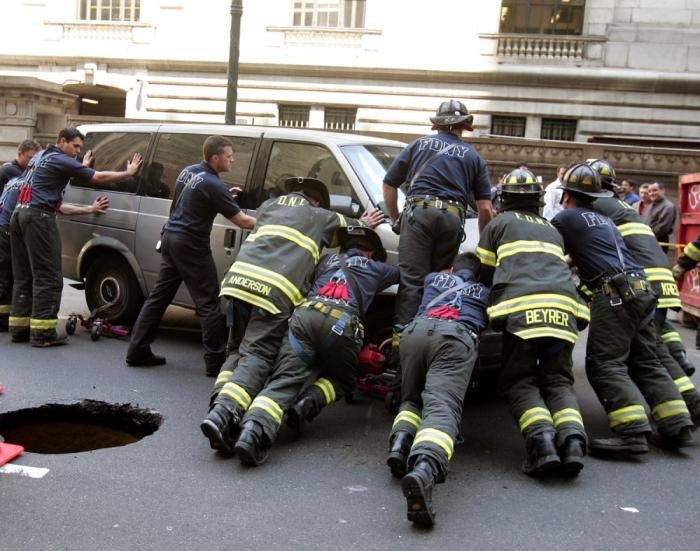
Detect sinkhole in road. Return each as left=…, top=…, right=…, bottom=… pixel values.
left=0, top=400, right=163, bottom=454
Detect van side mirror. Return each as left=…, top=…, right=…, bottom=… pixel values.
left=329, top=194, right=361, bottom=217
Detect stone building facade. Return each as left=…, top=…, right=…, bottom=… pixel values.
left=0, top=0, right=698, bottom=186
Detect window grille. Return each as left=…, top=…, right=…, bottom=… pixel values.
left=491, top=115, right=526, bottom=137
left=279, top=105, right=310, bottom=128
left=324, top=107, right=356, bottom=131
left=541, top=118, right=577, bottom=141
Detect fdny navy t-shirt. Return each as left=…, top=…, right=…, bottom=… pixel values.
left=309, top=249, right=400, bottom=317
left=164, top=161, right=242, bottom=245
left=383, top=131, right=491, bottom=208
left=26, top=145, right=96, bottom=210
left=0, top=176, right=21, bottom=229
left=417, top=268, right=489, bottom=334
left=0, top=160, right=22, bottom=189
left=551, top=207, right=642, bottom=285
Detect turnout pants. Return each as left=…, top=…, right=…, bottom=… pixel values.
left=127, top=231, right=227, bottom=371
left=211, top=302, right=293, bottom=417
left=9, top=207, right=63, bottom=342
left=653, top=319, right=700, bottom=420
left=586, top=289, right=692, bottom=437
left=240, top=306, right=363, bottom=442
left=499, top=332, right=586, bottom=448
left=390, top=318, right=477, bottom=481
left=0, top=230, right=12, bottom=328
left=395, top=206, right=463, bottom=326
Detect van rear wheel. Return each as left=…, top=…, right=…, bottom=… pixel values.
left=85, top=256, right=144, bottom=325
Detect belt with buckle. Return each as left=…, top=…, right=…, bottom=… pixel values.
left=28, top=204, right=56, bottom=215
left=301, top=299, right=364, bottom=338
left=408, top=196, right=464, bottom=218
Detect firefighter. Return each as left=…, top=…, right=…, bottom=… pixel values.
left=551, top=163, right=694, bottom=455
left=382, top=100, right=493, bottom=359
left=586, top=159, right=700, bottom=424
left=476, top=168, right=590, bottom=477
left=672, top=235, right=700, bottom=351
left=229, top=227, right=398, bottom=465
left=0, top=140, right=40, bottom=188
left=126, top=136, right=256, bottom=375
left=9, top=128, right=138, bottom=346
left=200, top=177, right=383, bottom=454
left=0, top=175, right=26, bottom=331
left=386, top=252, right=488, bottom=527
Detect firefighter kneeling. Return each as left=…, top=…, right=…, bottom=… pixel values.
left=386, top=252, right=489, bottom=527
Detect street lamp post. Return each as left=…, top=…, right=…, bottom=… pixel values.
left=225, top=0, right=243, bottom=125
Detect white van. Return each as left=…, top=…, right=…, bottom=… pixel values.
left=58, top=123, right=499, bottom=371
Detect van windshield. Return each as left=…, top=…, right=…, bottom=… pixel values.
left=341, top=144, right=405, bottom=213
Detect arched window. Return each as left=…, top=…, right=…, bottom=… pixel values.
left=500, top=0, right=585, bottom=35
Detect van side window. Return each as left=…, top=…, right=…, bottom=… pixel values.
left=262, top=141, right=358, bottom=204
left=71, top=132, right=151, bottom=192
left=149, top=133, right=256, bottom=200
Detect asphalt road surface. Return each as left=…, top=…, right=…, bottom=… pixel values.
left=1, top=282, right=699, bottom=550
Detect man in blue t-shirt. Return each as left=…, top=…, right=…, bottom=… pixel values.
left=382, top=99, right=493, bottom=361
left=127, top=135, right=255, bottom=375
left=10, top=128, right=142, bottom=346
left=387, top=252, right=488, bottom=527
left=0, top=140, right=40, bottom=190
left=551, top=163, right=693, bottom=455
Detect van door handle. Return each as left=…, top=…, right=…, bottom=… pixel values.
left=224, top=228, right=236, bottom=255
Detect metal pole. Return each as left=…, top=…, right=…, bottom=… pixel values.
left=225, top=0, right=243, bottom=125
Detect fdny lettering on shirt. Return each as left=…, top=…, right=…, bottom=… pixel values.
left=514, top=212, right=553, bottom=227
left=525, top=309, right=570, bottom=327
left=417, top=138, right=469, bottom=158
left=230, top=275, right=272, bottom=296
left=326, top=253, right=369, bottom=269
left=432, top=273, right=484, bottom=299
left=277, top=195, right=307, bottom=207
left=176, top=170, right=205, bottom=189
left=580, top=211, right=611, bottom=228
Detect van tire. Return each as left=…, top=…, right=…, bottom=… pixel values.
left=85, top=256, right=144, bottom=325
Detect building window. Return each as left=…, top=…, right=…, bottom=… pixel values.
left=541, top=118, right=577, bottom=141
left=293, top=0, right=366, bottom=28
left=325, top=107, right=356, bottom=131
left=80, top=0, right=140, bottom=22
left=499, top=0, right=585, bottom=35
left=279, top=105, right=310, bottom=128
left=491, top=115, right=526, bottom=137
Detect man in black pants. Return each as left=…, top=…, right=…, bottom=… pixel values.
left=382, top=100, right=493, bottom=354
left=10, top=128, right=141, bottom=346
left=551, top=163, right=693, bottom=455
left=126, top=136, right=255, bottom=375
left=0, top=140, right=40, bottom=189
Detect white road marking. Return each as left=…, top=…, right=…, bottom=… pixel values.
left=0, top=464, right=50, bottom=478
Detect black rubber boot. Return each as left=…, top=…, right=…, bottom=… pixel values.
left=200, top=403, right=241, bottom=455
left=650, top=426, right=695, bottom=450
left=588, top=433, right=649, bottom=457
left=286, top=392, right=322, bottom=433
left=401, top=456, right=438, bottom=527
left=0, top=315, right=8, bottom=332
left=234, top=420, right=271, bottom=466
left=522, top=431, right=560, bottom=476
left=387, top=430, right=414, bottom=479
left=558, top=435, right=586, bottom=477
